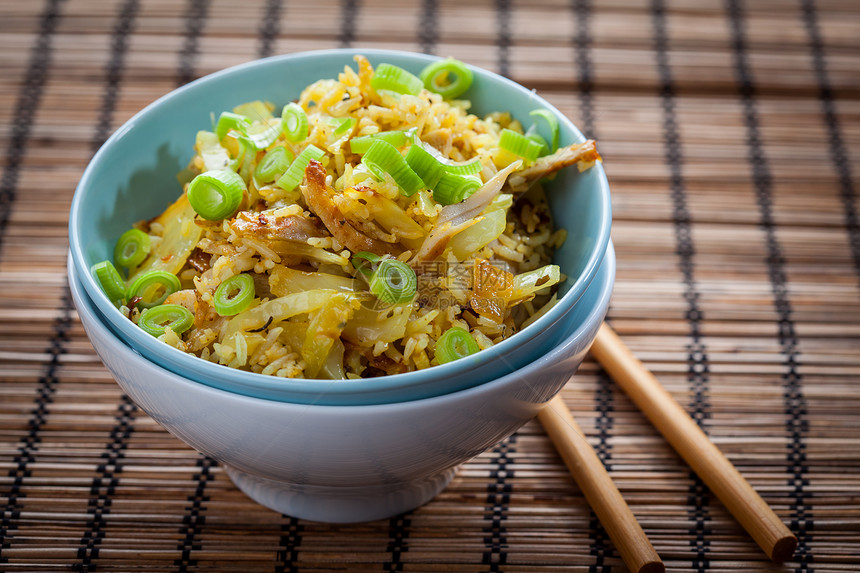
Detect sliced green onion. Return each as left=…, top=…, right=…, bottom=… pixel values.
left=213, top=273, right=255, bottom=316
left=281, top=102, right=309, bottom=142
left=126, top=270, right=181, bottom=309
left=419, top=58, right=474, bottom=100
left=138, top=304, right=194, bottom=337
left=433, top=173, right=481, bottom=205
left=351, top=251, right=381, bottom=278
left=404, top=144, right=446, bottom=189
left=113, top=228, right=151, bottom=269
left=275, top=144, right=325, bottom=191
left=529, top=108, right=560, bottom=152
left=498, top=128, right=543, bottom=162
left=526, top=131, right=550, bottom=157
left=187, top=169, right=246, bottom=220
left=215, top=112, right=251, bottom=141
left=370, top=63, right=423, bottom=96
left=369, top=259, right=417, bottom=305
left=436, top=327, right=480, bottom=364
left=349, top=130, right=411, bottom=155
left=329, top=117, right=356, bottom=136
left=362, top=139, right=424, bottom=196
left=254, top=146, right=294, bottom=183
left=246, top=118, right=282, bottom=150
left=234, top=135, right=257, bottom=181
left=443, top=157, right=482, bottom=176
left=91, top=260, right=126, bottom=306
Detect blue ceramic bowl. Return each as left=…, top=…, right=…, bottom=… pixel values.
left=68, top=49, right=611, bottom=406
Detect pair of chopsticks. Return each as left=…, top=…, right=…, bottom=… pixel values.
left=538, top=323, right=797, bottom=573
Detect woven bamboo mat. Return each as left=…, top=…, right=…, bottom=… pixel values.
left=1, top=0, right=859, bottom=571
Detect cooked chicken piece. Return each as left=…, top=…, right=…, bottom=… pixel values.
left=229, top=210, right=326, bottom=243
left=164, top=289, right=219, bottom=330
left=164, top=289, right=197, bottom=314
left=422, top=128, right=453, bottom=156
left=186, top=247, right=212, bottom=273
left=301, top=160, right=403, bottom=257
left=505, top=140, right=601, bottom=193
left=344, top=341, right=409, bottom=377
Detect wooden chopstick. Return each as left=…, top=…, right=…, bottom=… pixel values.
left=590, top=322, right=798, bottom=563
left=538, top=395, right=665, bottom=573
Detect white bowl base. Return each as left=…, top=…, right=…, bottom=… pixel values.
left=223, top=464, right=458, bottom=523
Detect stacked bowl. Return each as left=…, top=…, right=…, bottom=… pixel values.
left=68, top=49, right=614, bottom=523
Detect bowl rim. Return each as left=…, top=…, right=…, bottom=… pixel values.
left=70, top=244, right=616, bottom=410
left=68, top=48, right=612, bottom=400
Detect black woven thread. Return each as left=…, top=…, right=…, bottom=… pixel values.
left=571, top=4, right=614, bottom=564
left=419, top=0, right=438, bottom=55
left=72, top=4, right=141, bottom=565
left=176, top=0, right=209, bottom=87
left=591, top=372, right=614, bottom=471
left=725, top=0, right=812, bottom=569
left=384, top=513, right=411, bottom=572
left=172, top=5, right=216, bottom=569
left=0, top=0, right=64, bottom=251
left=0, top=0, right=67, bottom=561
left=653, top=1, right=712, bottom=569
left=0, top=293, right=71, bottom=560
left=339, top=0, right=359, bottom=48
left=495, top=0, right=511, bottom=78
left=75, top=397, right=137, bottom=571
left=274, top=516, right=303, bottom=573
left=92, top=0, right=139, bottom=153
left=481, top=435, right=516, bottom=572
left=801, top=0, right=860, bottom=287
left=173, top=456, right=215, bottom=571
left=572, top=0, right=596, bottom=138
left=588, top=375, right=615, bottom=573
left=258, top=0, right=283, bottom=59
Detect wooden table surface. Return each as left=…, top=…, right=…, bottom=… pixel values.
left=1, top=0, right=859, bottom=571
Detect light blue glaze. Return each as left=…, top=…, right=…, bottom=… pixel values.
left=68, top=49, right=611, bottom=405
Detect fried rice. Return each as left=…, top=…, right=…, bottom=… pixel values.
left=109, top=55, right=600, bottom=380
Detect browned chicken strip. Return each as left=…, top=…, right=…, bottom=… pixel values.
left=505, top=140, right=601, bottom=193
left=230, top=210, right=326, bottom=243
left=301, top=160, right=403, bottom=257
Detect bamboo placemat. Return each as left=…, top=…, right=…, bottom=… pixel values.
left=1, top=0, right=859, bottom=571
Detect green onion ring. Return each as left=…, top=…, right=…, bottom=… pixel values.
left=361, top=139, right=424, bottom=196
left=370, top=63, right=423, bottom=96
left=187, top=169, right=246, bottom=221
left=138, top=304, right=194, bottom=337
left=369, top=259, right=417, bottom=305
left=529, top=108, right=560, bottom=152
left=126, top=270, right=181, bottom=309
left=349, top=130, right=412, bottom=155
left=215, top=111, right=251, bottom=140
left=91, top=260, right=126, bottom=306
left=498, top=128, right=543, bottom=162
left=275, top=144, right=325, bottom=192
left=281, top=102, right=309, bottom=142
left=435, top=327, right=480, bottom=364
left=433, top=173, right=482, bottom=205
left=351, top=251, right=382, bottom=278
left=419, top=58, right=474, bottom=100
left=113, top=228, right=151, bottom=269
left=404, top=143, right=446, bottom=189
left=213, top=273, right=256, bottom=316
left=254, top=146, right=294, bottom=183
